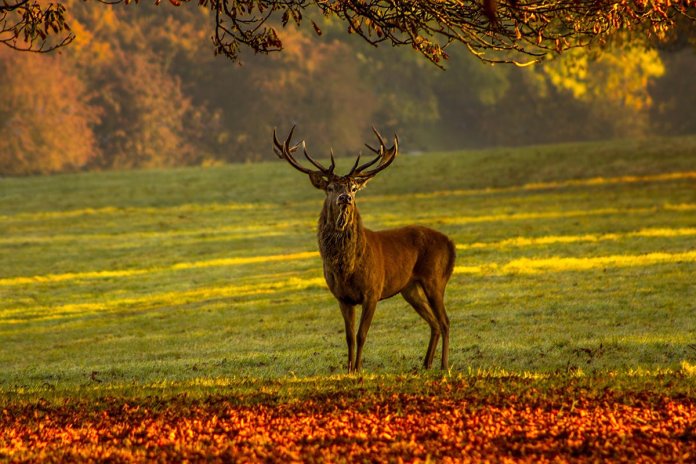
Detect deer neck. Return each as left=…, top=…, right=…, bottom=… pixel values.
left=318, top=201, right=366, bottom=276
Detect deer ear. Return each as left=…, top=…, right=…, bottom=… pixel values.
left=309, top=172, right=328, bottom=190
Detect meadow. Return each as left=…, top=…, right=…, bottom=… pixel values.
left=1, top=136, right=695, bottom=461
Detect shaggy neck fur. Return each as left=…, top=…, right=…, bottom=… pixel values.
left=318, top=201, right=365, bottom=275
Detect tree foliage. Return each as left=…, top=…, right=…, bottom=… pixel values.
left=89, top=49, right=201, bottom=169
left=0, top=2, right=695, bottom=175
left=0, top=0, right=73, bottom=52
left=0, top=47, right=99, bottom=175
left=2, top=1, right=696, bottom=64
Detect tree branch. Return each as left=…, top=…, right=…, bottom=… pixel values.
left=2, top=0, right=695, bottom=64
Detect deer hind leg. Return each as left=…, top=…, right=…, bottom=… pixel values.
left=425, top=288, right=450, bottom=371
left=401, top=282, right=440, bottom=369
left=339, top=301, right=356, bottom=373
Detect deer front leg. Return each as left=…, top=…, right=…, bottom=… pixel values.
left=339, top=301, right=356, bottom=372
left=355, top=298, right=378, bottom=372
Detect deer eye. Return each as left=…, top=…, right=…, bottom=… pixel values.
left=351, top=186, right=358, bottom=192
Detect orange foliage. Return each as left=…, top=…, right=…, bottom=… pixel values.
left=0, top=49, right=100, bottom=175
left=89, top=49, right=198, bottom=169
left=1, top=387, right=694, bottom=462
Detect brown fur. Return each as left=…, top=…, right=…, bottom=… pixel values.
left=318, top=190, right=455, bottom=371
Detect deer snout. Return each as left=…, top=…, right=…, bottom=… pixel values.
left=337, top=193, right=353, bottom=205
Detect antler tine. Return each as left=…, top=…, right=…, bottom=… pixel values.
left=273, top=125, right=300, bottom=154
left=355, top=150, right=381, bottom=173
left=272, top=127, right=285, bottom=158
left=353, top=129, right=399, bottom=179
left=347, top=153, right=362, bottom=176
left=372, top=126, right=388, bottom=151
left=303, top=142, right=334, bottom=175
left=274, top=126, right=336, bottom=177
left=273, top=126, right=314, bottom=175
left=364, top=143, right=382, bottom=155
left=351, top=126, right=390, bottom=175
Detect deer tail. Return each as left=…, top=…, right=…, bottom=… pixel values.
left=444, top=237, right=456, bottom=280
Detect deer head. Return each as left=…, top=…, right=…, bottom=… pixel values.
left=273, top=126, right=399, bottom=231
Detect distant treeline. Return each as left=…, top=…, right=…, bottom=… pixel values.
left=1, top=2, right=695, bottom=176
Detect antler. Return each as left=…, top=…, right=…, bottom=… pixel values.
left=273, top=126, right=335, bottom=177
left=348, top=127, right=399, bottom=179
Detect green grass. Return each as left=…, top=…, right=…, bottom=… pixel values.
left=1, top=136, right=695, bottom=402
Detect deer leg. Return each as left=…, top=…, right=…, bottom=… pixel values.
left=426, top=290, right=450, bottom=371
left=422, top=324, right=440, bottom=370
left=401, top=283, right=440, bottom=369
left=355, top=299, right=377, bottom=372
left=339, top=301, right=356, bottom=372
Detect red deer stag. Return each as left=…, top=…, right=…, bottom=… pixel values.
left=273, top=127, right=456, bottom=372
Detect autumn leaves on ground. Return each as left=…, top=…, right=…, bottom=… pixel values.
left=4, top=382, right=695, bottom=463
left=2, top=138, right=695, bottom=461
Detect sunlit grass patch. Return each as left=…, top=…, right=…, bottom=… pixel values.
left=0, top=227, right=286, bottom=247
left=457, top=227, right=696, bottom=250
left=2, top=275, right=327, bottom=324
left=3, top=225, right=692, bottom=287
left=0, top=251, right=320, bottom=286
left=454, top=250, right=696, bottom=275
left=499, top=251, right=696, bottom=274
left=0, top=201, right=273, bottom=223
left=395, top=203, right=696, bottom=228
left=168, top=251, right=319, bottom=271
left=367, top=170, right=696, bottom=203
left=368, top=203, right=696, bottom=231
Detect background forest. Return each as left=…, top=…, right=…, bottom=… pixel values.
left=1, top=2, right=695, bottom=176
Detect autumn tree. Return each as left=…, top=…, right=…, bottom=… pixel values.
left=55, top=1, right=209, bottom=169
left=85, top=51, right=201, bottom=168
left=541, top=41, right=666, bottom=138
left=0, top=48, right=99, bottom=175
left=1, top=1, right=695, bottom=175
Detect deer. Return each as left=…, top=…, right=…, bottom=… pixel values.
left=273, top=126, right=456, bottom=372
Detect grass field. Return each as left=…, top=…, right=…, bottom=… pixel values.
left=1, top=136, right=695, bottom=461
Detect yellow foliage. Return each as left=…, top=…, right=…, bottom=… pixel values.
left=542, top=41, right=666, bottom=131
left=592, top=45, right=665, bottom=111
left=62, top=6, right=114, bottom=63
left=543, top=49, right=589, bottom=99
left=544, top=44, right=665, bottom=111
